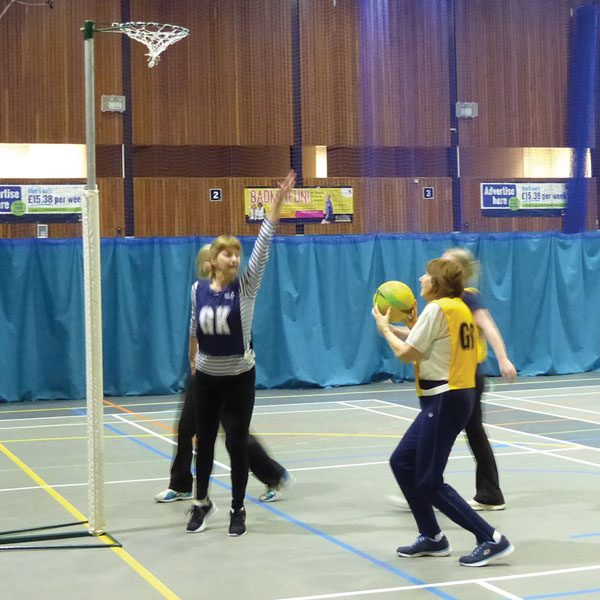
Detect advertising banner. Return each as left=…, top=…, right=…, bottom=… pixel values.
left=0, top=184, right=84, bottom=222
left=481, top=183, right=567, bottom=217
left=244, top=187, right=353, bottom=224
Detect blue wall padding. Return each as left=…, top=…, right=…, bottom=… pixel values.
left=1, top=232, right=600, bottom=401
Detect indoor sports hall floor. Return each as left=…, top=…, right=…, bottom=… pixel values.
left=1, top=374, right=599, bottom=600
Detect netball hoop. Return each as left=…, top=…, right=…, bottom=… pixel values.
left=102, top=21, right=190, bottom=67
left=82, top=20, right=188, bottom=536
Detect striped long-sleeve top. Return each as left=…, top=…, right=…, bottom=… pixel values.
left=189, top=218, right=276, bottom=376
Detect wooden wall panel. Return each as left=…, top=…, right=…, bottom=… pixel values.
left=132, top=176, right=455, bottom=238
left=0, top=1, right=595, bottom=238
left=357, top=178, right=454, bottom=233
left=0, top=0, right=122, bottom=144
left=356, top=0, right=451, bottom=147
left=456, top=0, right=570, bottom=147
left=300, top=0, right=359, bottom=146
left=130, top=0, right=292, bottom=146
left=134, top=177, right=291, bottom=238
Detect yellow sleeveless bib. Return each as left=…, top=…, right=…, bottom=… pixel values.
left=414, top=297, right=478, bottom=396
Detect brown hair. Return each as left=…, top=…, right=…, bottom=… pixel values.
left=443, top=247, right=478, bottom=282
left=195, top=243, right=212, bottom=279
left=426, top=258, right=465, bottom=300
left=208, top=235, right=242, bottom=279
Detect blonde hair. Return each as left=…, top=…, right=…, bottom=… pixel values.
left=208, top=235, right=242, bottom=279
left=426, top=258, right=465, bottom=300
left=443, top=247, right=479, bottom=283
left=195, top=243, right=212, bottom=279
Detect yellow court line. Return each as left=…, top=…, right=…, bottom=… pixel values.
left=0, top=442, right=180, bottom=600
left=495, top=417, right=567, bottom=427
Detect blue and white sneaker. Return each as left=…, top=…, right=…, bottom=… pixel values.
left=154, top=488, right=193, bottom=503
left=459, top=535, right=514, bottom=567
left=397, top=535, right=451, bottom=557
left=259, top=471, right=294, bottom=502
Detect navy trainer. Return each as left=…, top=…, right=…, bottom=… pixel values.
left=397, top=534, right=451, bottom=557
left=459, top=535, right=514, bottom=567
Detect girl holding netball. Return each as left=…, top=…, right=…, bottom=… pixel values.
left=373, top=258, right=513, bottom=566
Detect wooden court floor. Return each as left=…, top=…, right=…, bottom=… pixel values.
left=1, top=374, right=599, bottom=599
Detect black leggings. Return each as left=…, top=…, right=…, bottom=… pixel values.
left=464, top=369, right=504, bottom=505
left=169, top=375, right=285, bottom=493
left=194, top=368, right=255, bottom=510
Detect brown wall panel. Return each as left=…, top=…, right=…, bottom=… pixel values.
left=300, top=0, right=359, bottom=146
left=0, top=1, right=595, bottom=238
left=130, top=0, right=292, bottom=146
left=356, top=0, right=451, bottom=147
left=357, top=178, right=453, bottom=233
left=456, top=0, right=570, bottom=147
left=0, top=0, right=122, bottom=144
left=134, top=177, right=295, bottom=238
left=132, top=176, right=455, bottom=238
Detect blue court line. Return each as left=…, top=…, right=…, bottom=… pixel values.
left=571, top=532, right=600, bottom=538
left=72, top=407, right=458, bottom=600
left=210, top=475, right=457, bottom=600
left=72, top=408, right=174, bottom=462
left=524, top=588, right=600, bottom=599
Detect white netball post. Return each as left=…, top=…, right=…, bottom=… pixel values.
left=83, top=20, right=189, bottom=535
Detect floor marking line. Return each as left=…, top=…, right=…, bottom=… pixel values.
left=273, top=563, right=600, bottom=600
left=0, top=442, right=180, bottom=600
left=364, top=399, right=600, bottom=467
left=103, top=399, right=176, bottom=434
left=1, top=448, right=551, bottom=495
left=110, top=413, right=230, bottom=472
left=1, top=376, right=599, bottom=416
left=488, top=392, right=600, bottom=425
left=477, top=580, right=524, bottom=599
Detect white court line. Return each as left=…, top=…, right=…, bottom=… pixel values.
left=111, top=413, right=231, bottom=472
left=337, top=401, right=414, bottom=423
left=0, top=407, right=359, bottom=434
left=367, top=398, right=600, bottom=468
left=487, top=391, right=600, bottom=419
left=489, top=384, right=600, bottom=395
left=0, top=448, right=547, bottom=495
left=273, top=563, right=600, bottom=600
left=476, top=581, right=523, bottom=599
left=0, top=473, right=233, bottom=494
left=0, top=379, right=597, bottom=422
left=496, top=390, right=600, bottom=400
left=254, top=380, right=600, bottom=402
left=0, top=418, right=152, bottom=432
left=342, top=400, right=542, bottom=460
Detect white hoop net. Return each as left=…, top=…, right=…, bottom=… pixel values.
left=112, top=21, right=190, bottom=68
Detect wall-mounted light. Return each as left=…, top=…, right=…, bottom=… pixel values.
left=456, top=101, right=479, bottom=118
left=0, top=144, right=87, bottom=179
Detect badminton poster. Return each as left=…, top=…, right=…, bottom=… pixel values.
left=480, top=183, right=567, bottom=217
left=244, top=186, right=353, bottom=224
left=0, top=184, right=84, bottom=222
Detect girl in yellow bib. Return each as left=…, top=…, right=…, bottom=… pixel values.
left=373, top=258, right=513, bottom=567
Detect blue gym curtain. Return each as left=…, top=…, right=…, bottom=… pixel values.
left=2, top=232, right=600, bottom=401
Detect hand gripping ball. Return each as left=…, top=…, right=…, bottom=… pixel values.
left=373, top=281, right=415, bottom=323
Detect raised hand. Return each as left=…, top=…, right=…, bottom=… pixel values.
left=268, top=169, right=296, bottom=223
